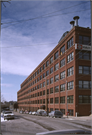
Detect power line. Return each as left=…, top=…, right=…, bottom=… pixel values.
left=1, top=42, right=57, bottom=48
left=1, top=8, right=90, bottom=29
left=1, top=1, right=88, bottom=24
left=1, top=1, right=89, bottom=25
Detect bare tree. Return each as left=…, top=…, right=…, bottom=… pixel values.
left=1, top=95, right=6, bottom=103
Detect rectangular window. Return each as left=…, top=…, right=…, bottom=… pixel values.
left=46, top=70, right=49, bottom=76
left=60, top=96, right=65, bottom=103
left=46, top=60, right=49, bottom=67
left=79, top=35, right=91, bottom=45
left=67, top=52, right=74, bottom=63
left=79, top=95, right=91, bottom=103
left=50, top=98, right=53, bottom=104
left=47, top=79, right=49, bottom=85
left=60, top=84, right=65, bottom=91
left=37, top=77, right=39, bottom=82
left=35, top=72, right=37, bottom=76
left=67, top=81, right=74, bottom=90
left=38, top=92, right=39, bottom=96
left=38, top=85, right=39, bottom=89
left=47, top=89, right=49, bottom=95
left=55, top=86, right=59, bottom=93
left=60, top=45, right=65, bottom=55
left=40, top=67, right=42, bottom=72
left=38, top=100, right=39, bottom=104
left=55, top=97, right=59, bottom=104
left=43, top=99, right=45, bottom=104
left=43, top=82, right=45, bottom=87
left=79, top=66, right=91, bottom=75
left=50, top=56, right=53, bottom=64
left=40, top=83, right=42, bottom=88
left=60, top=71, right=65, bottom=79
left=43, top=73, right=45, bottom=78
left=60, top=58, right=65, bottom=67
left=67, top=67, right=74, bottom=76
left=50, top=77, right=53, bottom=84
left=68, top=109, right=73, bottom=116
left=43, top=90, right=45, bottom=95
left=67, top=95, right=73, bottom=103
left=50, top=108, right=53, bottom=112
left=55, top=63, right=59, bottom=71
left=37, top=69, right=39, bottom=74
left=79, top=80, right=91, bottom=89
left=50, top=87, right=53, bottom=94
left=50, top=67, right=53, bottom=74
left=43, top=64, right=45, bottom=70
left=40, top=99, right=42, bottom=104
left=67, top=37, right=73, bottom=49
left=54, top=51, right=58, bottom=60
left=55, top=74, right=59, bottom=82
left=60, top=109, right=65, bottom=114
left=79, top=52, right=91, bottom=60
left=40, top=75, right=42, bottom=80
left=40, top=91, right=42, bottom=96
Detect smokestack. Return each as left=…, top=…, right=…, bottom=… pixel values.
left=73, top=16, right=80, bottom=26
left=70, top=21, right=74, bottom=29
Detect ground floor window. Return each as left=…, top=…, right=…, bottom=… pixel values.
left=50, top=108, right=53, bottom=112
left=60, top=109, right=65, bottom=114
left=68, top=109, right=73, bottom=116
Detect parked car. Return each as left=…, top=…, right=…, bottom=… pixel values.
left=41, top=111, right=47, bottom=116
left=19, top=111, right=23, bottom=114
left=29, top=111, right=32, bottom=115
left=49, top=110, right=63, bottom=118
left=37, top=109, right=45, bottom=116
left=3, top=111, right=14, bottom=120
left=32, top=111, right=37, bottom=115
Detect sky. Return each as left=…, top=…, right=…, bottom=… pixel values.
left=1, top=0, right=91, bottom=102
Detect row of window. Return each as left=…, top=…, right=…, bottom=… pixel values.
left=18, top=79, right=91, bottom=99
left=19, top=79, right=91, bottom=99
left=79, top=66, right=91, bottom=75
left=21, top=35, right=91, bottom=90
left=79, top=35, right=91, bottom=45
left=21, top=51, right=74, bottom=89
left=19, top=95, right=73, bottom=104
left=19, top=51, right=91, bottom=95
left=19, top=95, right=91, bottom=104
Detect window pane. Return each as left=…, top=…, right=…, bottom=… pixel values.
left=83, top=66, right=89, bottom=74
left=83, top=81, right=89, bottom=89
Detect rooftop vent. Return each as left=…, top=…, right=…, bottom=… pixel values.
left=73, top=16, right=80, bottom=26
left=70, top=21, right=74, bottom=29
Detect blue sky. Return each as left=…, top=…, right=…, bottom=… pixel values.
left=1, top=0, right=91, bottom=102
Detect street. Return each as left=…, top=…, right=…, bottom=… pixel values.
left=1, top=112, right=92, bottom=135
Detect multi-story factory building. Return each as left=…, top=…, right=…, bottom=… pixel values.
left=17, top=16, right=91, bottom=116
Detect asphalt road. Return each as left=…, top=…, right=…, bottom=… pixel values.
left=1, top=112, right=92, bottom=135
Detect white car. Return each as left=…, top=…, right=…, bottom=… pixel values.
left=29, top=111, right=32, bottom=115
left=3, top=111, right=14, bottom=120
left=32, top=111, right=37, bottom=115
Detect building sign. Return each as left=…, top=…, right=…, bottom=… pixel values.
left=75, top=43, right=91, bottom=50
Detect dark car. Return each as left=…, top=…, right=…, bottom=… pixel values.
left=49, top=110, right=63, bottom=118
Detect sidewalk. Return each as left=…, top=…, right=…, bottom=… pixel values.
left=63, top=115, right=92, bottom=121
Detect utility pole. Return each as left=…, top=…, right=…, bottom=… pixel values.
left=0, top=1, right=1, bottom=134
left=45, top=77, right=48, bottom=116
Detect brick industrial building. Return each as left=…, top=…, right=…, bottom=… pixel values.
left=17, top=16, right=91, bottom=116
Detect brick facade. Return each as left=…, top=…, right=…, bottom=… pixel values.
left=17, top=26, right=91, bottom=116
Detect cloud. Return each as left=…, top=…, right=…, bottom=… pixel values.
left=1, top=1, right=91, bottom=77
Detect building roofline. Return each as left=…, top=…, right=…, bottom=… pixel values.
left=20, top=26, right=91, bottom=88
